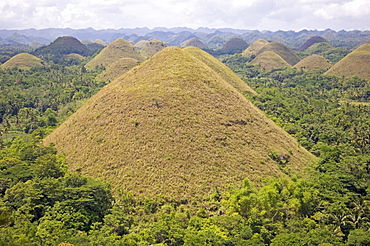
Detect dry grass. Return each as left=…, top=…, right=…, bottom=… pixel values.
left=242, top=39, right=269, bottom=57
left=1, top=53, right=44, bottom=69
left=325, top=44, right=370, bottom=79
left=96, top=58, right=139, bottom=83
left=63, top=53, right=85, bottom=61
left=140, top=39, right=167, bottom=57
left=183, top=46, right=256, bottom=95
left=250, top=51, right=291, bottom=71
left=181, top=38, right=209, bottom=50
left=294, top=54, right=331, bottom=70
left=257, top=42, right=301, bottom=66
left=45, top=47, right=316, bottom=201
left=85, top=38, right=145, bottom=70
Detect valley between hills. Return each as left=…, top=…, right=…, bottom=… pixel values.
left=0, top=28, right=369, bottom=245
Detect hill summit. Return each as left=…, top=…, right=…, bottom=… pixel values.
left=1, top=53, right=44, bottom=69
left=44, top=47, right=315, bottom=200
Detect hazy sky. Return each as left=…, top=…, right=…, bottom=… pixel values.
left=1, top=0, right=369, bottom=31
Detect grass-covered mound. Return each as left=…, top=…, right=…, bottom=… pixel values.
left=297, top=36, right=328, bottom=51
left=44, top=47, right=315, bottom=201
left=242, top=39, right=269, bottom=57
left=257, top=42, right=300, bottom=66
left=1, top=53, right=44, bottom=69
left=325, top=44, right=370, bottom=79
left=96, top=57, right=139, bottom=82
left=294, top=54, right=331, bottom=70
left=140, top=39, right=167, bottom=57
left=183, top=46, right=256, bottom=94
left=302, top=42, right=350, bottom=63
left=218, top=37, right=248, bottom=54
left=181, top=38, right=209, bottom=50
left=85, top=38, right=145, bottom=70
left=63, top=53, right=85, bottom=61
left=135, top=40, right=150, bottom=49
left=250, top=51, right=291, bottom=71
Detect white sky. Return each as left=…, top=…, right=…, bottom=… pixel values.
left=0, top=0, right=369, bottom=31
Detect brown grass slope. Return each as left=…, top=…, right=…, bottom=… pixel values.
left=181, top=38, right=209, bottom=50
left=294, top=54, right=331, bottom=70
left=140, top=39, right=167, bottom=57
left=297, top=36, right=328, bottom=52
left=1, top=53, right=44, bottom=69
left=242, top=39, right=269, bottom=57
left=44, top=47, right=315, bottom=200
left=257, top=42, right=300, bottom=66
left=96, top=58, right=139, bottom=83
left=183, top=46, right=256, bottom=94
left=85, top=38, right=145, bottom=70
left=250, top=51, right=291, bottom=71
left=325, top=44, right=370, bottom=79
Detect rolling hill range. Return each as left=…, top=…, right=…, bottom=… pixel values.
left=1, top=53, right=44, bottom=69
left=325, top=43, right=370, bottom=79
left=293, top=54, right=331, bottom=70
left=85, top=38, right=145, bottom=70
left=44, top=46, right=316, bottom=201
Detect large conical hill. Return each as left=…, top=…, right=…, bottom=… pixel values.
left=242, top=39, right=269, bottom=57
left=325, top=44, right=370, bottom=79
left=85, top=38, right=145, bottom=70
left=1, top=53, right=44, bottom=69
left=250, top=51, right=291, bottom=71
left=294, top=54, right=331, bottom=70
left=183, top=46, right=256, bottom=94
left=297, top=36, right=328, bottom=52
left=96, top=57, right=139, bottom=83
left=257, top=42, right=300, bottom=66
left=44, top=47, right=315, bottom=201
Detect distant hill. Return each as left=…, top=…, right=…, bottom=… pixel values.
left=242, top=39, right=269, bottom=57
left=84, top=38, right=145, bottom=70
left=140, top=39, right=167, bottom=57
left=257, top=42, right=300, bottom=66
left=294, top=54, right=331, bottom=70
left=325, top=44, right=370, bottom=79
left=33, top=36, right=93, bottom=58
left=63, top=53, right=85, bottom=61
left=135, top=40, right=150, bottom=49
left=297, top=36, right=328, bottom=51
left=214, top=37, right=248, bottom=55
left=181, top=38, right=209, bottom=50
left=96, top=57, right=139, bottom=83
left=301, top=42, right=350, bottom=63
left=1, top=53, right=44, bottom=69
left=250, top=51, right=291, bottom=71
left=44, top=46, right=315, bottom=201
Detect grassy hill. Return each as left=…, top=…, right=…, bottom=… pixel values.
left=181, top=38, right=209, bottom=50
left=85, top=38, right=145, bottom=70
left=242, top=39, right=269, bottom=57
left=1, top=53, right=44, bottom=69
left=140, top=39, right=167, bottom=57
left=183, top=46, right=256, bottom=94
left=297, top=36, right=328, bottom=51
left=325, top=43, right=370, bottom=79
left=294, top=54, right=331, bottom=70
left=63, top=53, right=85, bottom=61
left=96, top=57, right=139, bottom=83
left=135, top=40, right=150, bottom=49
left=250, top=51, right=291, bottom=71
left=218, top=37, right=248, bottom=54
left=257, top=42, right=300, bottom=66
left=302, top=42, right=350, bottom=63
left=44, top=46, right=315, bottom=201
left=34, top=36, right=92, bottom=58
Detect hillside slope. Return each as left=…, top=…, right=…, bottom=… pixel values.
left=44, top=47, right=315, bottom=200
left=294, top=54, right=331, bottom=70
left=257, top=42, right=300, bottom=66
left=1, top=53, right=44, bottom=69
left=325, top=44, right=370, bottom=79
left=250, top=51, right=291, bottom=71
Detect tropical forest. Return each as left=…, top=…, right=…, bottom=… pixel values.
left=0, top=28, right=369, bottom=245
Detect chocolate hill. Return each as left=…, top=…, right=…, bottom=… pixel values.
left=294, top=54, right=331, bottom=70
left=181, top=38, right=209, bottom=50
left=257, top=42, right=300, bottom=66
left=96, top=58, right=139, bottom=82
left=219, top=37, right=248, bottom=54
left=325, top=44, right=370, bottom=79
left=250, top=51, right=291, bottom=71
left=85, top=38, right=145, bottom=70
left=1, top=53, right=44, bottom=69
left=297, top=36, right=328, bottom=52
left=242, top=39, right=269, bottom=57
left=140, top=39, right=167, bottom=57
left=44, top=47, right=315, bottom=201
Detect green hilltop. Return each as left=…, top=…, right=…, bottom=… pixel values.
left=44, top=46, right=316, bottom=201
left=1, top=53, right=44, bottom=69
